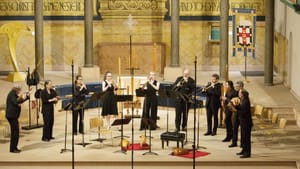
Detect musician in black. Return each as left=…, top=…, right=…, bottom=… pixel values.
left=203, top=73, right=222, bottom=136
left=229, top=80, right=244, bottom=147
left=73, top=75, right=89, bottom=135
left=236, top=89, right=252, bottom=158
left=221, top=80, right=235, bottom=142
left=139, top=72, right=160, bottom=130
left=6, top=86, right=30, bottom=153
left=172, top=68, right=195, bottom=132
left=101, top=71, right=118, bottom=129
left=40, top=80, right=58, bottom=142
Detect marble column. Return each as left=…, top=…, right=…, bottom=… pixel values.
left=164, top=0, right=181, bottom=81
left=264, top=0, right=274, bottom=86
left=35, top=0, right=44, bottom=79
left=79, top=0, right=100, bottom=81
left=220, top=0, right=229, bottom=80
left=170, top=0, right=180, bottom=67
left=84, top=0, right=93, bottom=67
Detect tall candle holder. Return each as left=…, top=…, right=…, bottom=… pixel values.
left=124, top=14, right=138, bottom=169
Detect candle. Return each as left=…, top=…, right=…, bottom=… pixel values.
left=118, top=57, right=121, bottom=76
left=133, top=47, right=137, bottom=68
left=152, top=43, right=157, bottom=72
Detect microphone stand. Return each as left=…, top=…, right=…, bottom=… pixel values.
left=60, top=103, right=72, bottom=153
left=71, top=60, right=75, bottom=169
left=193, top=56, right=197, bottom=169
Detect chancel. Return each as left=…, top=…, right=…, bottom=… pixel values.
left=1, top=0, right=300, bottom=169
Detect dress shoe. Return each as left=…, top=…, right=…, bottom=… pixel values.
left=156, top=125, right=160, bottom=129
left=236, top=151, right=244, bottom=155
left=175, top=129, right=180, bottom=132
left=228, top=143, right=237, bottom=148
left=211, top=132, right=217, bottom=136
left=204, top=132, right=212, bottom=136
left=240, top=155, right=250, bottom=158
left=182, top=128, right=187, bottom=132
left=10, top=149, right=21, bottom=153
left=222, top=138, right=231, bottom=142
left=42, top=138, right=50, bottom=142
left=50, top=137, right=55, bottom=140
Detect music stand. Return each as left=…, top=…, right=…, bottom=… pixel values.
left=142, top=118, right=158, bottom=156
left=158, top=89, right=177, bottom=132
left=74, top=100, right=91, bottom=147
left=136, top=88, right=150, bottom=137
left=89, top=91, right=107, bottom=142
left=113, top=95, right=133, bottom=154
left=60, top=103, right=72, bottom=153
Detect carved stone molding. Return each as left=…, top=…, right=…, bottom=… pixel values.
left=99, top=0, right=168, bottom=19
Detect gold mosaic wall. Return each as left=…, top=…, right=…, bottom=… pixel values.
left=0, top=0, right=266, bottom=73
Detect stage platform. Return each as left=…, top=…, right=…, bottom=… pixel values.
left=0, top=71, right=300, bottom=169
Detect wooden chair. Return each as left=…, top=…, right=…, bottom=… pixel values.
left=89, top=117, right=113, bottom=145
left=0, top=110, right=9, bottom=137
left=258, top=118, right=287, bottom=141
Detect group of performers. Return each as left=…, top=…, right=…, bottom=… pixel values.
left=5, top=69, right=252, bottom=158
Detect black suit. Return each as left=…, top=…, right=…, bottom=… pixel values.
left=40, top=88, right=57, bottom=140
left=205, top=83, right=221, bottom=134
left=172, top=76, right=195, bottom=131
left=238, top=98, right=253, bottom=156
left=224, top=89, right=236, bottom=139
left=6, top=89, right=28, bottom=152
left=73, top=85, right=89, bottom=134
left=232, top=90, right=240, bottom=145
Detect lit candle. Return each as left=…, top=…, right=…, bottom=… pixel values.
left=152, top=43, right=157, bottom=72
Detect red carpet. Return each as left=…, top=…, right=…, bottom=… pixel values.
left=125, top=143, right=150, bottom=151
left=171, top=150, right=210, bottom=158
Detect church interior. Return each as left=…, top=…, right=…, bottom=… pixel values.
left=1, top=0, right=300, bottom=168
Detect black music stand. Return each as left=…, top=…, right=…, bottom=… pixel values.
left=158, top=89, right=177, bottom=132
left=74, top=100, right=91, bottom=147
left=142, top=118, right=158, bottom=156
left=89, top=91, right=107, bottom=142
left=113, top=95, right=133, bottom=154
left=60, top=103, right=72, bottom=153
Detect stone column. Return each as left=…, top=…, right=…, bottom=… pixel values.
left=264, top=0, right=274, bottom=85
left=220, top=0, right=229, bottom=80
left=164, top=0, right=182, bottom=81
left=170, top=0, right=180, bottom=67
left=79, top=0, right=100, bottom=81
left=84, top=0, right=93, bottom=67
left=35, top=0, right=44, bottom=79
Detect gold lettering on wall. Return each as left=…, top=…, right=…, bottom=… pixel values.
left=0, top=0, right=97, bottom=16
left=170, top=0, right=265, bottom=16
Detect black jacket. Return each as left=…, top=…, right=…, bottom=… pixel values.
left=41, top=88, right=57, bottom=114
left=205, top=83, right=222, bottom=109
left=74, top=85, right=89, bottom=104
left=6, top=89, right=29, bottom=119
left=172, top=76, right=195, bottom=102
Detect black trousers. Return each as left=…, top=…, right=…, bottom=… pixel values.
left=42, top=111, right=54, bottom=140
left=240, top=120, right=252, bottom=155
left=73, top=108, right=84, bottom=134
left=175, top=99, right=189, bottom=130
left=7, top=118, right=19, bottom=151
left=140, top=96, right=158, bottom=130
left=206, top=105, right=219, bottom=133
left=232, top=113, right=240, bottom=145
left=224, top=108, right=233, bottom=139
